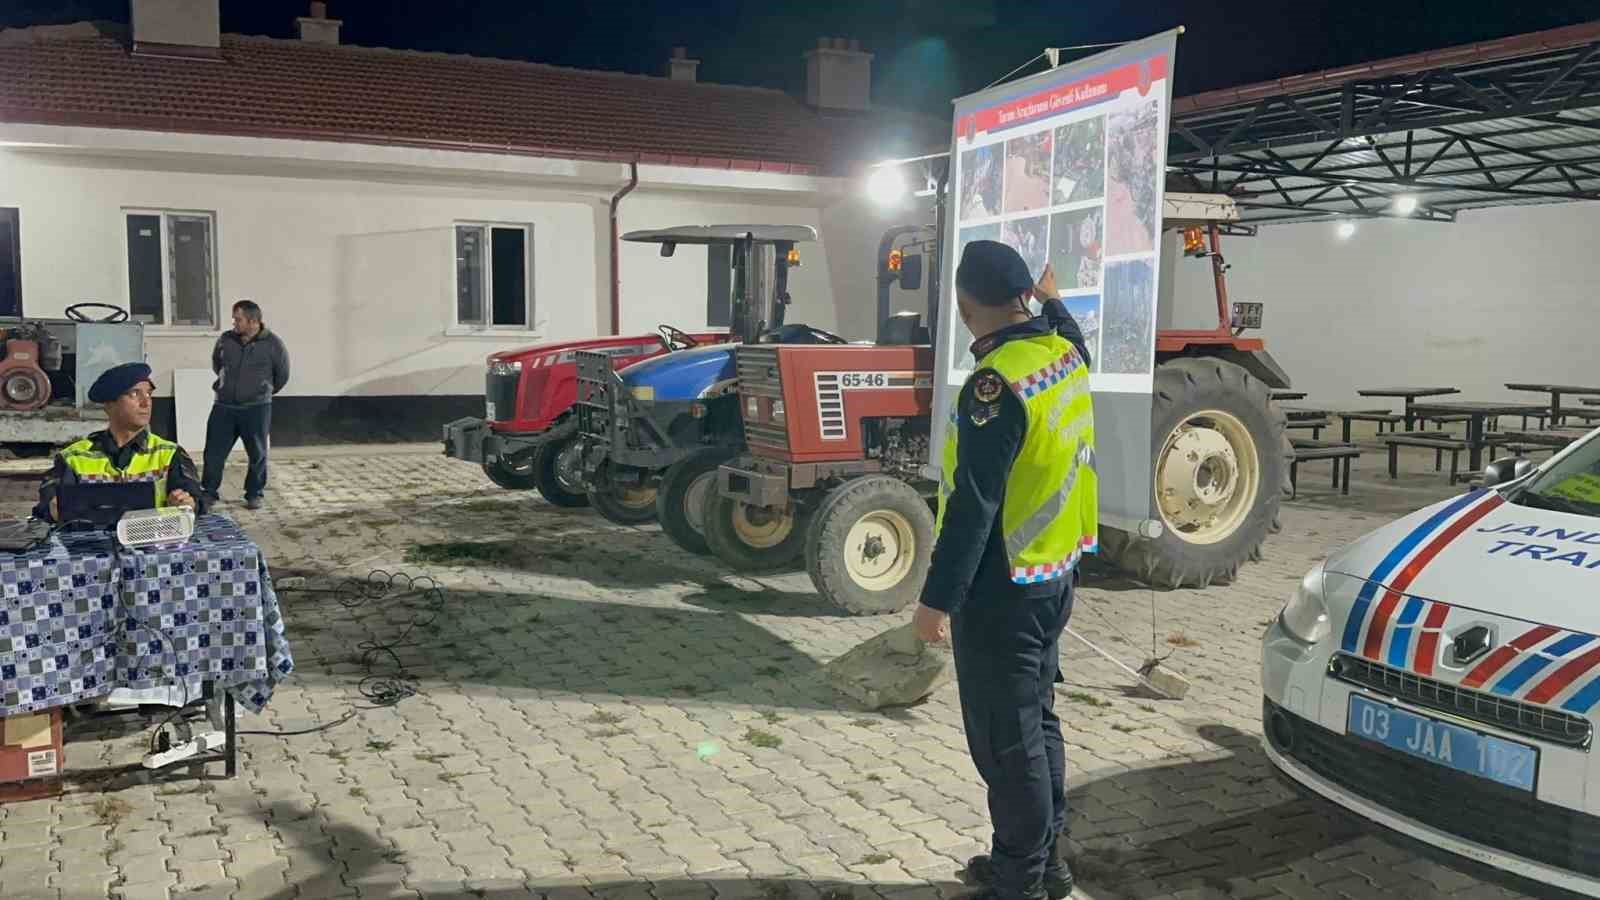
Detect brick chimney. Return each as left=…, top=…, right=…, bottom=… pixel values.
left=130, top=0, right=220, bottom=58
left=297, top=1, right=342, bottom=45
left=804, top=37, right=872, bottom=111
left=667, top=46, right=700, bottom=82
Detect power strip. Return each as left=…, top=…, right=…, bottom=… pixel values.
left=142, top=730, right=225, bottom=769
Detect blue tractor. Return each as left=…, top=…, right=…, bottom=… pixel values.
left=574, top=225, right=848, bottom=553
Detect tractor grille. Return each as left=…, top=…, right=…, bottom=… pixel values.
left=812, top=373, right=846, bottom=440
left=1268, top=697, right=1600, bottom=878
left=485, top=370, right=519, bottom=423
left=737, top=347, right=788, bottom=451
left=1329, top=653, right=1593, bottom=749
left=574, top=350, right=616, bottom=445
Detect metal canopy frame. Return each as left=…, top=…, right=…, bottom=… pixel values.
left=1168, top=22, right=1600, bottom=224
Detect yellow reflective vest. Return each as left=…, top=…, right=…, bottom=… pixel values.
left=58, top=431, right=180, bottom=508
left=936, top=331, right=1098, bottom=584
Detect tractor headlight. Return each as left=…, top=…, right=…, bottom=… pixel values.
left=631, top=386, right=655, bottom=401
left=489, top=359, right=522, bottom=376
left=745, top=396, right=759, bottom=418
left=771, top=400, right=785, bottom=424
left=1279, top=561, right=1330, bottom=645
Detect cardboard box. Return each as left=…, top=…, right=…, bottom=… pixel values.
left=0, top=709, right=64, bottom=802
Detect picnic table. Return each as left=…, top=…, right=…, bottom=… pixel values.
left=1584, top=397, right=1600, bottom=407
left=1271, top=390, right=1307, bottom=401
left=1408, top=401, right=1552, bottom=471
left=1505, top=383, right=1600, bottom=426
left=1357, top=387, right=1460, bottom=430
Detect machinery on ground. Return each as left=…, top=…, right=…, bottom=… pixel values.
left=0, top=303, right=145, bottom=452
left=442, top=328, right=732, bottom=505
left=574, top=225, right=851, bottom=552
left=710, top=187, right=1293, bottom=614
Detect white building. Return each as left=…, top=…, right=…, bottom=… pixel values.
left=0, top=1, right=943, bottom=443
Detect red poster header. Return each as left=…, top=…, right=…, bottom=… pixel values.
left=957, top=54, right=1169, bottom=143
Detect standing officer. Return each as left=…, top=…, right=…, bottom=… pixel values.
left=913, top=240, right=1096, bottom=900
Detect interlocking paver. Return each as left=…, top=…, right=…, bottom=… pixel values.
left=0, top=446, right=1555, bottom=900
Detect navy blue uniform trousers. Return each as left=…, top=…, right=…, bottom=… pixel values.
left=951, top=578, right=1073, bottom=895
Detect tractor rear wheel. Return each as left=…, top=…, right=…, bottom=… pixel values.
left=530, top=433, right=589, bottom=507
left=703, top=494, right=809, bottom=573
left=805, top=476, right=934, bottom=616
left=587, top=463, right=659, bottom=525
left=1098, top=356, right=1292, bottom=589
left=656, top=448, right=733, bottom=555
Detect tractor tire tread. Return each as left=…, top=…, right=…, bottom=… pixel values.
left=804, top=476, right=935, bottom=616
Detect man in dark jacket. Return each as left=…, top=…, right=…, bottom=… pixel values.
left=201, top=300, right=289, bottom=510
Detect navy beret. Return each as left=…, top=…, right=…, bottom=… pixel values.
left=956, top=239, right=1035, bottom=307
left=88, top=362, right=154, bottom=403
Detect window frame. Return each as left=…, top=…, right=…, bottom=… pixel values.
left=452, top=221, right=535, bottom=333
left=121, top=207, right=220, bottom=332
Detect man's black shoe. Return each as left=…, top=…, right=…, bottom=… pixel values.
left=965, top=855, right=1073, bottom=899
left=245, top=496, right=263, bottom=510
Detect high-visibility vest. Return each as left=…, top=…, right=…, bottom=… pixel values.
left=936, top=331, right=1098, bottom=584
left=59, top=432, right=179, bottom=508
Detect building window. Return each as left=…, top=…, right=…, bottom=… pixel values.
left=125, top=210, right=217, bottom=328
left=455, top=223, right=532, bottom=328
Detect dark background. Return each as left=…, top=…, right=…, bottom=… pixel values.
left=5, top=1, right=1598, bottom=116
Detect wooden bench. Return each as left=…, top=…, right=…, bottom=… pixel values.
left=1339, top=412, right=1404, bottom=443
left=1286, top=417, right=1332, bottom=440
left=1290, top=439, right=1361, bottom=498
left=1487, top=440, right=1560, bottom=462
left=1419, top=413, right=1473, bottom=431
left=1385, top=434, right=1469, bottom=481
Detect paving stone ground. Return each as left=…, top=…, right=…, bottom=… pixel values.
left=0, top=433, right=1572, bottom=899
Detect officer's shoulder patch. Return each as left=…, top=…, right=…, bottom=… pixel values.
left=969, top=402, right=1001, bottom=428
left=972, top=368, right=1006, bottom=403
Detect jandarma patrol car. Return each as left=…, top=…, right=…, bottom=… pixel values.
left=1263, top=429, right=1600, bottom=895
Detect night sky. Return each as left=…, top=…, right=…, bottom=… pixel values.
left=5, top=1, right=1598, bottom=118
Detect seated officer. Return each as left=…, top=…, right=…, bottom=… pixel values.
left=33, top=362, right=205, bottom=523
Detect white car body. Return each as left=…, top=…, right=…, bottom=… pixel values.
left=1263, top=430, right=1600, bottom=896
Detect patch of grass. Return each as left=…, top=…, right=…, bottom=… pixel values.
left=383, top=850, right=407, bottom=865
left=413, top=751, right=452, bottom=764
left=756, top=666, right=785, bottom=678
left=348, top=787, right=368, bottom=800
left=366, top=740, right=393, bottom=752
left=858, top=853, right=892, bottom=866
left=437, top=772, right=463, bottom=784
left=851, top=718, right=879, bottom=728
left=845, top=790, right=862, bottom=802
left=744, top=728, right=783, bottom=749
left=1065, top=691, right=1113, bottom=709
left=589, top=727, right=630, bottom=739
left=1111, top=723, right=1137, bottom=733
left=587, top=711, right=625, bottom=726
left=318, top=749, right=349, bottom=762
left=1137, top=704, right=1157, bottom=713
left=866, top=774, right=883, bottom=783
left=760, top=710, right=783, bottom=724
left=252, top=786, right=269, bottom=797
left=403, top=540, right=519, bottom=567
left=185, top=826, right=227, bottom=839
left=94, top=796, right=132, bottom=828
left=1165, top=633, right=1201, bottom=648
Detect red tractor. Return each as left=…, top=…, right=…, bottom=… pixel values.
left=442, top=328, right=731, bottom=504
left=708, top=189, right=1294, bottom=613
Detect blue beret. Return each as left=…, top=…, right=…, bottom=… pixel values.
left=88, top=362, right=154, bottom=403
left=956, top=239, right=1034, bottom=307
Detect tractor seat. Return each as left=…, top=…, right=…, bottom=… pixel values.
left=880, top=312, right=928, bottom=345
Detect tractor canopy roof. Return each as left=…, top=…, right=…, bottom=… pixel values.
left=622, top=224, right=818, bottom=246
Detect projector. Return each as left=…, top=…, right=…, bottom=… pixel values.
left=116, top=507, right=195, bottom=548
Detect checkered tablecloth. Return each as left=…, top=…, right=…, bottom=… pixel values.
left=0, top=514, right=294, bottom=717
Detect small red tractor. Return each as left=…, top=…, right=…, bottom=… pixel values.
left=442, top=328, right=731, bottom=504
left=708, top=188, right=1293, bottom=613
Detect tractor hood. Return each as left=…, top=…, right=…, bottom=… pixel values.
left=619, top=344, right=738, bottom=402
left=489, top=334, right=666, bottom=365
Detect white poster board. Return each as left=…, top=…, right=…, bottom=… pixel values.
left=933, top=30, right=1179, bottom=531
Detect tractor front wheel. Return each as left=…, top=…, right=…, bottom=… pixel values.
left=482, top=454, right=538, bottom=491
left=1098, top=356, right=1291, bottom=589
left=656, top=448, right=734, bottom=555
left=587, top=464, right=659, bottom=525
left=703, top=494, right=809, bottom=573
left=530, top=434, right=590, bottom=507
left=805, top=476, right=934, bottom=616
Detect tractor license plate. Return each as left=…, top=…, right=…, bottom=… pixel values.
left=1347, top=695, right=1537, bottom=791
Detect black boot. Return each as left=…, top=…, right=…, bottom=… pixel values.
left=965, top=854, right=1073, bottom=899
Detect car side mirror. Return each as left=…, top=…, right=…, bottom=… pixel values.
left=1483, top=457, right=1536, bottom=487
left=898, top=254, right=923, bottom=291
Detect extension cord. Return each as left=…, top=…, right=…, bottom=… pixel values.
left=142, top=730, right=225, bottom=769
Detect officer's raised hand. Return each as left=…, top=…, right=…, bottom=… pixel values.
left=1031, top=262, right=1059, bottom=303
left=913, top=603, right=948, bottom=643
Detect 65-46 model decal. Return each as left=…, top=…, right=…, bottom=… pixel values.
left=813, top=371, right=932, bottom=440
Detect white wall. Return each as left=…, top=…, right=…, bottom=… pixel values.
left=0, top=144, right=861, bottom=400
left=1168, top=201, right=1600, bottom=404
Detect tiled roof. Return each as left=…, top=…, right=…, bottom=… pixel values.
left=0, top=22, right=946, bottom=177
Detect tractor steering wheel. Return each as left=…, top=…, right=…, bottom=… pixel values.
left=658, top=324, right=698, bottom=351
left=763, top=323, right=848, bottom=345
left=65, top=303, right=130, bottom=324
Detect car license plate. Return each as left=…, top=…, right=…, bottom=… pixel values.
left=1347, top=695, right=1537, bottom=791
left=485, top=401, right=497, bottom=421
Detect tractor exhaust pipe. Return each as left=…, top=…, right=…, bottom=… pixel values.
left=608, top=158, right=640, bottom=335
